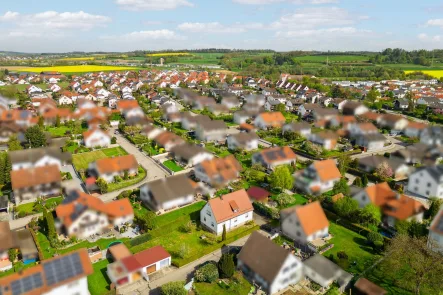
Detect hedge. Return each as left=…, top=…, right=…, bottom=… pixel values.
left=28, top=227, right=44, bottom=262
left=252, top=202, right=279, bottom=220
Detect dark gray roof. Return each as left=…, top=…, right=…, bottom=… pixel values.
left=144, top=174, right=195, bottom=203
left=238, top=231, right=292, bottom=283
left=304, top=254, right=352, bottom=287
left=199, top=120, right=226, bottom=131
left=358, top=155, right=406, bottom=171
left=361, top=133, right=386, bottom=142
left=9, top=147, right=72, bottom=165
left=0, top=195, right=8, bottom=209
left=228, top=132, right=259, bottom=144
left=170, top=143, right=211, bottom=161
left=284, top=122, right=311, bottom=132
left=416, top=165, right=443, bottom=182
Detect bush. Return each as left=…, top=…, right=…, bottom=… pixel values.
left=179, top=221, right=195, bottom=233
left=252, top=202, right=279, bottom=219
left=195, top=263, right=219, bottom=283
left=337, top=251, right=348, bottom=260
left=367, top=231, right=383, bottom=245
left=111, top=137, right=117, bottom=144
left=218, top=253, right=235, bottom=279
left=114, top=176, right=123, bottom=183
left=129, top=233, right=152, bottom=247
left=160, top=281, right=186, bottom=295
left=117, top=190, right=132, bottom=200
left=275, top=193, right=294, bottom=208
left=203, top=233, right=218, bottom=245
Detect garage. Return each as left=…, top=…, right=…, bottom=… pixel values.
left=146, top=264, right=157, bottom=274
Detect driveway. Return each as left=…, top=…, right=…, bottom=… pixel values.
left=60, top=164, right=85, bottom=193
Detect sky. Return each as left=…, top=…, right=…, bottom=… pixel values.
left=1, top=0, right=443, bottom=53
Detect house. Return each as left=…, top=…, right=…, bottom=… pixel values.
left=297, top=103, right=321, bottom=117
left=237, top=231, right=303, bottom=295
left=0, top=222, right=16, bottom=271
left=227, top=132, right=259, bottom=151
left=355, top=133, right=386, bottom=151
left=89, top=154, right=138, bottom=183
left=303, top=254, right=352, bottom=292
left=0, top=122, right=25, bottom=143
left=342, top=101, right=368, bottom=115
left=407, top=165, right=443, bottom=199
left=246, top=186, right=270, bottom=203
left=280, top=201, right=329, bottom=248
left=107, top=244, right=171, bottom=287
left=194, top=155, right=242, bottom=187
left=390, top=143, right=431, bottom=165
left=141, top=124, right=164, bottom=140
left=117, top=100, right=144, bottom=118
left=358, top=155, right=410, bottom=180
left=200, top=189, right=253, bottom=235
left=354, top=278, right=387, bottom=295
left=254, top=112, right=286, bottom=130
left=181, top=113, right=211, bottom=130
left=244, top=94, right=265, bottom=106
left=169, top=143, right=214, bottom=168
left=282, top=122, right=311, bottom=137
left=153, top=131, right=185, bottom=151
left=394, top=98, right=409, bottom=110
left=252, top=146, right=297, bottom=170
left=404, top=121, right=427, bottom=138
left=428, top=207, right=443, bottom=254
left=195, top=120, right=227, bottom=142
left=376, top=114, right=409, bottom=131
left=0, top=249, right=93, bottom=295
left=310, top=108, right=339, bottom=122
left=15, top=229, right=39, bottom=265
left=11, top=165, right=62, bottom=203
left=56, top=191, right=133, bottom=239
left=294, top=160, right=341, bottom=195
left=347, top=122, right=379, bottom=137
left=420, top=126, right=443, bottom=146
left=9, top=147, right=72, bottom=171
left=140, top=174, right=195, bottom=211
left=83, top=129, right=111, bottom=148
left=308, top=131, right=339, bottom=150
left=352, top=182, right=425, bottom=227
left=221, top=96, right=241, bottom=109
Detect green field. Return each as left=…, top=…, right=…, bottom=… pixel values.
left=88, top=259, right=113, bottom=295
left=194, top=272, right=252, bottom=295
left=294, top=54, right=371, bottom=63
left=174, top=52, right=224, bottom=65
left=72, top=147, right=128, bottom=170
left=16, top=65, right=139, bottom=73
left=16, top=196, right=63, bottom=216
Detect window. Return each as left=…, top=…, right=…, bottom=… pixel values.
left=416, top=179, right=419, bottom=184
left=206, top=211, right=211, bottom=216
left=362, top=196, right=366, bottom=201
left=211, top=222, right=214, bottom=227
left=426, top=191, right=430, bottom=195
left=296, top=231, right=301, bottom=237
left=427, top=182, right=431, bottom=188
left=204, top=217, right=206, bottom=222
left=415, top=187, right=418, bottom=192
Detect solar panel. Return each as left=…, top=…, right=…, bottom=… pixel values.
left=10, top=273, right=44, bottom=295
left=43, top=252, right=84, bottom=286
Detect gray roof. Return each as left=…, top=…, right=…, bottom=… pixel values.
left=144, top=174, right=195, bottom=203
left=358, top=155, right=406, bottom=171
left=9, top=147, right=72, bottom=165
left=14, top=229, right=38, bottom=256
left=284, top=122, right=311, bottom=132
left=416, top=165, right=443, bottom=182
left=170, top=143, right=211, bottom=161
left=304, top=254, right=352, bottom=287
left=238, top=231, right=292, bottom=283
left=0, top=195, right=8, bottom=209
left=199, top=120, right=227, bottom=131
left=228, top=132, right=259, bottom=145
left=361, top=133, right=386, bottom=142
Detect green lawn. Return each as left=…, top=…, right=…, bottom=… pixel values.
left=72, top=147, right=128, bottom=170
left=107, top=167, right=146, bottom=192
left=47, top=126, right=70, bottom=137
left=194, top=273, right=252, bottom=295
left=293, top=55, right=371, bottom=63
left=323, top=221, right=380, bottom=274
left=88, top=259, right=112, bottom=295
left=155, top=201, right=205, bottom=228
left=163, top=160, right=184, bottom=172
left=15, top=196, right=63, bottom=216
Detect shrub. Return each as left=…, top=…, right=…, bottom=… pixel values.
left=337, top=251, right=348, bottom=260
left=195, top=263, right=219, bottom=283
left=111, top=137, right=117, bottom=144
left=367, top=231, right=383, bottom=245
left=114, top=176, right=123, bottom=183
left=179, top=221, right=195, bottom=233
left=218, top=253, right=235, bottom=279
left=203, top=233, right=218, bottom=245
left=160, top=281, right=186, bottom=295
left=275, top=193, right=294, bottom=208
left=252, top=202, right=279, bottom=219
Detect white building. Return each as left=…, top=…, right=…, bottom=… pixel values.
left=83, top=128, right=111, bottom=148
left=407, top=165, right=443, bottom=199
left=294, top=160, right=341, bottom=195
left=227, top=133, right=259, bottom=151
left=200, top=189, right=253, bottom=235
left=237, top=231, right=303, bottom=295
left=428, top=208, right=443, bottom=254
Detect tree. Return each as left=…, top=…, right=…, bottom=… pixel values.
left=269, top=166, right=293, bottom=190
left=222, top=224, right=227, bottom=242
left=361, top=174, right=369, bottom=187
left=4, top=155, right=11, bottom=184
left=275, top=103, right=286, bottom=113
left=333, top=196, right=359, bottom=219
left=332, top=178, right=350, bottom=195
left=8, top=135, right=23, bottom=151
left=96, top=177, right=108, bottom=194
left=353, top=176, right=363, bottom=187
left=360, top=203, right=382, bottom=225
left=366, top=88, right=380, bottom=102
left=218, top=253, right=235, bottom=279
left=375, top=162, right=393, bottom=180
left=195, top=263, right=219, bottom=283
left=275, top=193, right=294, bottom=208
left=55, top=115, right=61, bottom=127
left=0, top=153, right=5, bottom=185
left=160, top=281, right=186, bottom=295
left=426, top=197, right=443, bottom=220
left=38, top=116, right=44, bottom=128
left=25, top=125, right=47, bottom=148
left=385, top=234, right=443, bottom=295
left=337, top=155, right=352, bottom=175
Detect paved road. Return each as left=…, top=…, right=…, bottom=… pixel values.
left=9, top=213, right=42, bottom=230
left=60, top=164, right=85, bottom=193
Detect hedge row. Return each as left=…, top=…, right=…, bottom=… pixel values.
left=28, top=227, right=44, bottom=262
left=252, top=202, right=279, bottom=220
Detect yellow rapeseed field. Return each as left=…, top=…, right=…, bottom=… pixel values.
left=17, top=65, right=139, bottom=73
left=405, top=70, right=443, bottom=79
left=147, top=52, right=191, bottom=57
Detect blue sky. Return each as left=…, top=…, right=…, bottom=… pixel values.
left=1, top=0, right=443, bottom=53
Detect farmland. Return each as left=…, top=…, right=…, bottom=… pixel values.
left=147, top=52, right=192, bottom=57
left=15, top=65, right=139, bottom=73
left=293, top=54, right=371, bottom=63
left=404, top=70, right=443, bottom=79
left=58, top=57, right=96, bottom=61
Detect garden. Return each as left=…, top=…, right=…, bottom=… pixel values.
left=162, top=159, right=184, bottom=172
left=107, top=166, right=146, bottom=192
left=72, top=146, right=128, bottom=170
left=15, top=196, right=63, bottom=218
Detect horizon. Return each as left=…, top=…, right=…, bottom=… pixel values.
left=1, top=0, right=443, bottom=53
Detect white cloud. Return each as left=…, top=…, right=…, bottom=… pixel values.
left=276, top=27, right=370, bottom=38
left=115, top=0, right=193, bottom=11
left=177, top=22, right=263, bottom=33
left=0, top=11, right=110, bottom=31
left=418, top=33, right=442, bottom=43
left=0, top=11, right=19, bottom=21
left=271, top=7, right=361, bottom=29
left=102, top=29, right=184, bottom=40
left=233, top=0, right=338, bottom=4
left=426, top=19, right=443, bottom=28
